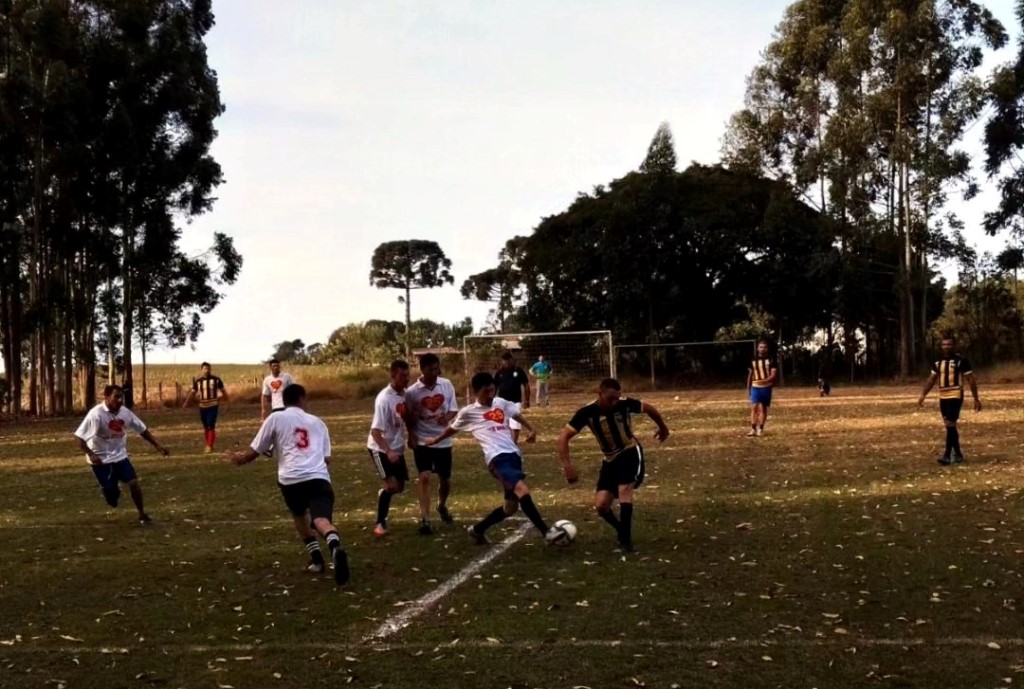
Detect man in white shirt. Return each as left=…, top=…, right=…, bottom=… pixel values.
left=224, top=384, right=349, bottom=586
left=425, top=371, right=567, bottom=546
left=73, top=384, right=170, bottom=524
left=366, top=360, right=411, bottom=538
left=261, top=358, right=295, bottom=420
left=405, top=353, right=460, bottom=535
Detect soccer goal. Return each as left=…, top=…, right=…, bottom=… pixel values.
left=462, top=330, right=615, bottom=397
left=614, top=339, right=756, bottom=390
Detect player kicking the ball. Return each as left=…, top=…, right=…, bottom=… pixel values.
left=224, top=384, right=349, bottom=585
left=558, top=378, right=669, bottom=552
left=424, top=372, right=566, bottom=546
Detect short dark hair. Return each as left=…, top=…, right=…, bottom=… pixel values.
left=391, top=359, right=410, bottom=373
left=283, top=383, right=306, bottom=407
left=103, top=384, right=123, bottom=397
left=268, top=358, right=280, bottom=365
left=940, top=334, right=955, bottom=342
left=418, top=353, right=440, bottom=368
left=500, top=350, right=514, bottom=361
left=599, top=378, right=621, bottom=392
left=200, top=361, right=211, bottom=368
left=471, top=371, right=495, bottom=391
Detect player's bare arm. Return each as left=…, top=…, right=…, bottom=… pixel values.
left=522, top=382, right=532, bottom=409
left=424, top=425, right=458, bottom=447
left=404, top=409, right=419, bottom=449
left=511, top=414, right=537, bottom=443
left=182, top=389, right=196, bottom=408
left=966, top=372, right=982, bottom=411
left=261, top=394, right=271, bottom=419
left=918, top=372, right=939, bottom=406
left=75, top=437, right=102, bottom=466
left=641, top=402, right=671, bottom=442
left=557, top=426, right=579, bottom=484
left=746, top=369, right=753, bottom=392
left=371, top=428, right=399, bottom=462
left=224, top=447, right=260, bottom=465
left=140, top=430, right=170, bottom=456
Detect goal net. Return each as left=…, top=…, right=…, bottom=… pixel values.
left=462, top=331, right=615, bottom=397
left=614, top=339, right=756, bottom=390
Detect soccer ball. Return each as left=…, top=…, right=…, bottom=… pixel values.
left=552, top=519, right=577, bottom=545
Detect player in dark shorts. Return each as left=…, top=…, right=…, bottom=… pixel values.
left=558, top=378, right=670, bottom=551
left=918, top=336, right=981, bottom=465
left=225, top=384, right=349, bottom=585
left=182, top=362, right=229, bottom=453
left=493, top=350, right=531, bottom=443
left=366, top=360, right=412, bottom=538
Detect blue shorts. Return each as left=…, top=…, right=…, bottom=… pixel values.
left=91, top=458, right=138, bottom=490
left=199, top=405, right=219, bottom=429
left=750, top=386, right=773, bottom=407
left=488, top=453, right=526, bottom=496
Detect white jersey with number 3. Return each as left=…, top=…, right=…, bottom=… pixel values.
left=450, top=398, right=520, bottom=464
left=250, top=407, right=331, bottom=485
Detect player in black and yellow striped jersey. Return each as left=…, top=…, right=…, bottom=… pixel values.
left=746, top=341, right=778, bottom=437
left=558, top=378, right=670, bottom=552
left=918, top=336, right=981, bottom=465
left=182, top=362, right=228, bottom=453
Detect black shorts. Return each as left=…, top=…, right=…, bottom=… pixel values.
left=278, top=479, right=334, bottom=521
left=413, top=446, right=453, bottom=479
left=940, top=398, right=963, bottom=422
left=597, top=445, right=645, bottom=497
left=368, top=449, right=410, bottom=483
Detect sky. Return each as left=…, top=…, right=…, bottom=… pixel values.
left=158, top=0, right=1023, bottom=365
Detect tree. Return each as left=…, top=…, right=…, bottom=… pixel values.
left=639, top=122, right=677, bottom=174
left=984, top=0, right=1024, bottom=238
left=271, top=339, right=307, bottom=363
left=369, top=240, right=454, bottom=357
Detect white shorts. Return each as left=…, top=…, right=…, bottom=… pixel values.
left=508, top=402, right=523, bottom=430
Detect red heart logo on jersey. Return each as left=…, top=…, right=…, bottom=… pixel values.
left=483, top=408, right=505, bottom=423
left=396, top=403, right=407, bottom=418
left=107, top=419, right=125, bottom=432
left=270, top=380, right=282, bottom=391
left=421, top=394, right=445, bottom=412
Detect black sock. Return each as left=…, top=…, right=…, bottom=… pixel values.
left=474, top=506, right=508, bottom=534
left=759, top=424, right=764, bottom=431
left=597, top=506, right=621, bottom=533
left=376, top=489, right=393, bottom=526
left=517, top=494, right=549, bottom=534
left=619, top=503, right=634, bottom=545
left=325, top=531, right=341, bottom=551
left=944, top=427, right=955, bottom=457
left=951, top=427, right=962, bottom=457
left=304, top=536, right=324, bottom=565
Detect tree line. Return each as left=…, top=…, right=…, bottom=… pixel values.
left=0, top=0, right=240, bottom=416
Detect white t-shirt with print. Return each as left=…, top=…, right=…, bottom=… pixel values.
left=74, top=404, right=148, bottom=464
left=250, top=406, right=331, bottom=485
left=366, top=385, right=407, bottom=453
left=262, top=372, right=296, bottom=410
left=405, top=377, right=459, bottom=448
left=449, top=398, right=521, bottom=464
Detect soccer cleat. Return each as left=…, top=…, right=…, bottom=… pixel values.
left=138, top=513, right=152, bottom=525
left=544, top=526, right=568, bottom=546
left=203, top=446, right=213, bottom=454
left=373, top=523, right=388, bottom=538
left=332, top=548, right=350, bottom=585
left=756, top=428, right=764, bottom=437
left=418, top=519, right=434, bottom=536
left=937, top=456, right=953, bottom=466
left=617, top=539, right=635, bottom=553
left=467, top=525, right=489, bottom=545
left=952, top=453, right=965, bottom=464
left=306, top=561, right=325, bottom=574
left=746, top=429, right=757, bottom=437
left=437, top=504, right=453, bottom=524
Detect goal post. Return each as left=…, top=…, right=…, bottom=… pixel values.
left=462, top=330, right=615, bottom=398
left=614, top=339, right=757, bottom=390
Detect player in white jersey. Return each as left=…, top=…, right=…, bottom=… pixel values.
left=261, top=358, right=296, bottom=420
left=225, top=384, right=349, bottom=585
left=405, top=353, right=460, bottom=535
left=73, top=384, right=170, bottom=524
left=425, top=371, right=567, bottom=546
left=366, top=360, right=411, bottom=538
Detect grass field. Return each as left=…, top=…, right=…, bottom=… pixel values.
left=0, top=385, right=1022, bottom=689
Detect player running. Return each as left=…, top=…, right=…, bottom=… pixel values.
left=73, top=384, right=170, bottom=524
left=225, top=384, right=349, bottom=585
left=558, top=378, right=669, bottom=552
left=746, top=340, right=778, bottom=437
left=367, top=360, right=412, bottom=537
left=918, top=336, right=981, bottom=465
left=182, top=362, right=229, bottom=453
left=405, top=353, right=459, bottom=535
left=494, top=350, right=531, bottom=443
left=424, top=371, right=566, bottom=546
left=529, top=355, right=553, bottom=407
left=261, top=358, right=295, bottom=420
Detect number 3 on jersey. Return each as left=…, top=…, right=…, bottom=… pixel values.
left=295, top=428, right=310, bottom=449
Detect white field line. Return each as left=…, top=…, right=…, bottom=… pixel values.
left=5, top=636, right=1023, bottom=655
left=362, top=521, right=533, bottom=642
left=0, top=515, right=507, bottom=529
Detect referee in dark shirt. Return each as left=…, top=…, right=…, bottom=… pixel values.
left=493, top=351, right=531, bottom=443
